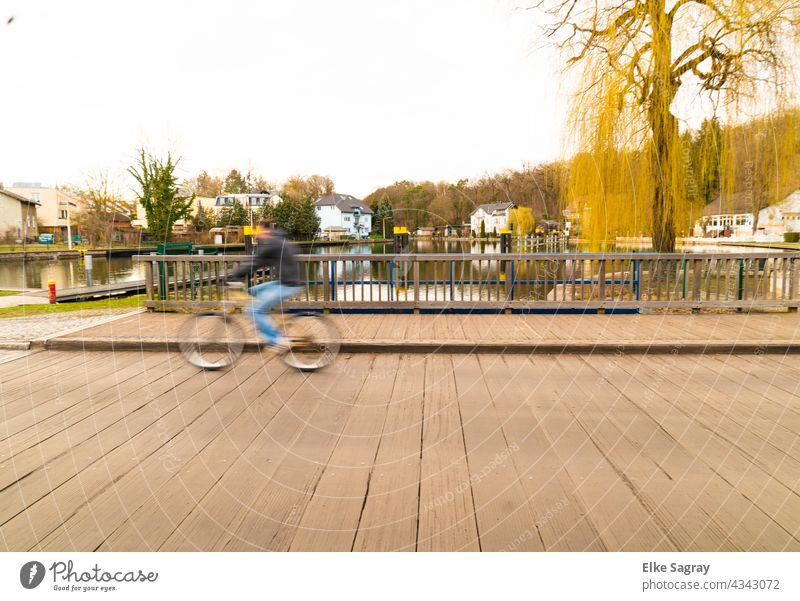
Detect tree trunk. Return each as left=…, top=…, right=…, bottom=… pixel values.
left=649, top=0, right=678, bottom=253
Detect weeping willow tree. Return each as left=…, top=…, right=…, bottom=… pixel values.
left=541, top=0, right=800, bottom=251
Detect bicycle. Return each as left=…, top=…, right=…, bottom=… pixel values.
left=177, top=283, right=340, bottom=371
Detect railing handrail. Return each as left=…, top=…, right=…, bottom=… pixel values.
left=133, top=251, right=800, bottom=262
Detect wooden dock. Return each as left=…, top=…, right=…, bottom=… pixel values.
left=2, top=313, right=799, bottom=551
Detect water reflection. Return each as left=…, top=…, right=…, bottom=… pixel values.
left=0, top=257, right=146, bottom=289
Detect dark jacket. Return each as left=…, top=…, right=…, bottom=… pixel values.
left=228, top=229, right=301, bottom=286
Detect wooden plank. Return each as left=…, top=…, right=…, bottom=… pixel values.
left=451, top=355, right=545, bottom=550
left=352, top=355, right=425, bottom=551
left=216, top=356, right=374, bottom=550
left=475, top=354, right=605, bottom=551
left=416, top=355, right=480, bottom=551
left=95, top=354, right=292, bottom=551
left=156, top=356, right=353, bottom=551
left=610, top=355, right=800, bottom=549
left=513, top=354, right=674, bottom=551
left=1, top=354, right=235, bottom=550
left=554, top=355, right=740, bottom=551
left=289, top=355, right=400, bottom=550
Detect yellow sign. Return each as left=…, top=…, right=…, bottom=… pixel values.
left=393, top=226, right=409, bottom=235
left=499, top=228, right=511, bottom=234
left=243, top=226, right=256, bottom=236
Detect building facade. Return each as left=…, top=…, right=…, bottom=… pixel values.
left=470, top=202, right=516, bottom=235
left=315, top=194, right=373, bottom=238
left=756, top=190, right=800, bottom=237
left=6, top=183, right=79, bottom=241
left=0, top=186, right=38, bottom=242
left=693, top=193, right=755, bottom=239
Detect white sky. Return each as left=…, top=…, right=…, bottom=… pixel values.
left=0, top=0, right=564, bottom=198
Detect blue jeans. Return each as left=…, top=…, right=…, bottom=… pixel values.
left=246, top=281, right=301, bottom=344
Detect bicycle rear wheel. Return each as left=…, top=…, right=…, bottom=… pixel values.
left=280, top=312, right=340, bottom=371
left=178, top=311, right=245, bottom=370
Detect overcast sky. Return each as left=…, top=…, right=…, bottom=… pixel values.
left=0, top=0, right=564, bottom=197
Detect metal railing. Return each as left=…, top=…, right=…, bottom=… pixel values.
left=134, top=252, right=800, bottom=311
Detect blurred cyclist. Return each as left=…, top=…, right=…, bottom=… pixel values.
left=227, top=219, right=301, bottom=351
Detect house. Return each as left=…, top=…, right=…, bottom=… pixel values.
left=6, top=183, right=80, bottom=242
left=756, top=189, right=800, bottom=238
left=470, top=202, right=516, bottom=236
left=693, top=193, right=754, bottom=239
left=212, top=192, right=280, bottom=214
left=0, top=185, right=39, bottom=242
left=315, top=193, right=373, bottom=238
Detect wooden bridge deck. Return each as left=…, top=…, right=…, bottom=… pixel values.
left=51, top=311, right=800, bottom=347
left=2, top=346, right=799, bottom=551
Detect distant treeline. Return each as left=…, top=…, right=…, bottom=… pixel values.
left=363, top=164, right=566, bottom=229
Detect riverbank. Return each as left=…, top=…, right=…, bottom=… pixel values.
left=718, top=240, right=800, bottom=250
left=0, top=238, right=392, bottom=261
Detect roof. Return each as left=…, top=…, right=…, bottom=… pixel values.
left=470, top=202, right=516, bottom=216
left=702, top=193, right=754, bottom=217
left=315, top=193, right=373, bottom=214
left=0, top=188, right=39, bottom=205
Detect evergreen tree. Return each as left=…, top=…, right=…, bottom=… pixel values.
left=128, top=148, right=194, bottom=242
left=190, top=202, right=213, bottom=232
left=292, top=198, right=321, bottom=240
left=223, top=169, right=247, bottom=194
left=373, top=198, right=394, bottom=237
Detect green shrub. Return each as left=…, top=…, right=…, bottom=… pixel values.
left=784, top=232, right=800, bottom=243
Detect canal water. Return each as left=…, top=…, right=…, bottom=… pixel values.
left=0, top=240, right=781, bottom=290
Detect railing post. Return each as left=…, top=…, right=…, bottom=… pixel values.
left=789, top=258, right=798, bottom=313
left=449, top=260, right=454, bottom=302
left=682, top=258, right=687, bottom=300
left=693, top=259, right=702, bottom=304
left=144, top=260, right=154, bottom=305
left=598, top=259, right=606, bottom=301
left=413, top=260, right=420, bottom=312
left=322, top=260, right=330, bottom=304
left=388, top=260, right=394, bottom=302
left=736, top=259, right=744, bottom=312
left=331, top=260, right=337, bottom=302
left=504, top=259, right=514, bottom=303
left=634, top=259, right=641, bottom=302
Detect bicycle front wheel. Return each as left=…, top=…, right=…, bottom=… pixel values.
left=281, top=312, right=340, bottom=371
left=178, top=311, right=245, bottom=370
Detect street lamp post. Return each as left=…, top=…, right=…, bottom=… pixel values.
left=58, top=199, right=77, bottom=250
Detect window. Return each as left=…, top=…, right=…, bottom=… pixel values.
left=31, top=192, right=40, bottom=202
left=343, top=216, right=351, bottom=222
left=59, top=210, right=68, bottom=220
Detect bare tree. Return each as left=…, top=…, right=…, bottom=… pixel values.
left=69, top=172, right=124, bottom=246
left=542, top=0, right=800, bottom=250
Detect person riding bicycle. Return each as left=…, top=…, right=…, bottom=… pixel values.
left=227, top=219, right=302, bottom=351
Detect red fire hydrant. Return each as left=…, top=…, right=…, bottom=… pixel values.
left=48, top=280, right=56, bottom=304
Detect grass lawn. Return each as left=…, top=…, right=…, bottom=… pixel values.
left=0, top=294, right=144, bottom=318
left=0, top=290, right=23, bottom=297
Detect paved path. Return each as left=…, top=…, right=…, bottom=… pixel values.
left=0, top=292, right=49, bottom=309
left=0, top=310, right=143, bottom=345
left=1, top=348, right=798, bottom=551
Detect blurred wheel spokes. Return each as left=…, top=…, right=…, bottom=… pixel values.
left=178, top=312, right=244, bottom=370
left=282, top=313, right=340, bottom=371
